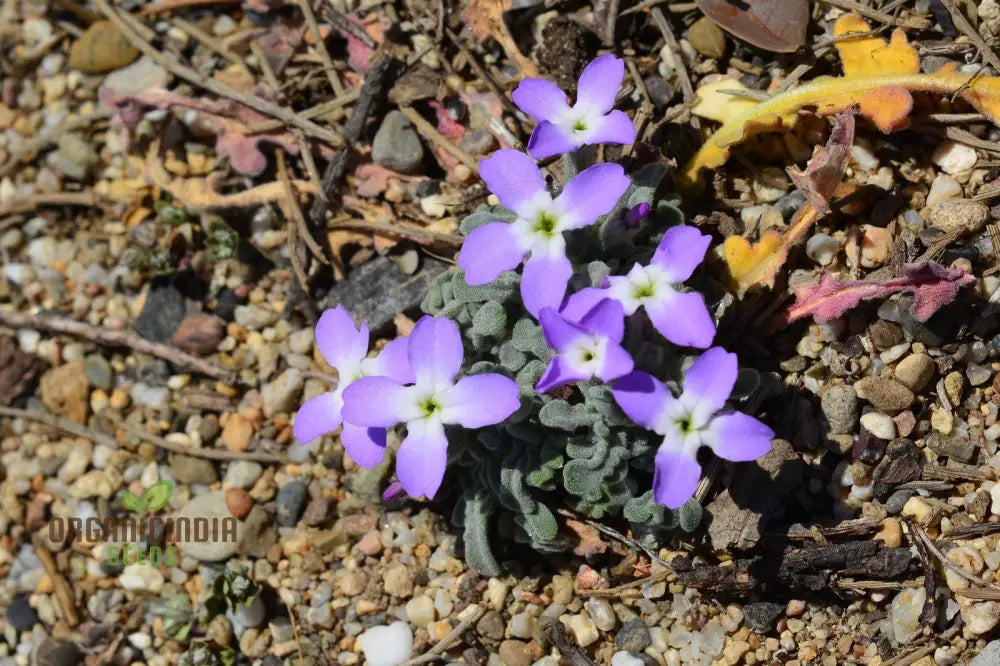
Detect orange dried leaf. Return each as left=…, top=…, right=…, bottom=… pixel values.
left=834, top=15, right=918, bottom=77
left=564, top=519, right=610, bottom=558
left=724, top=205, right=821, bottom=295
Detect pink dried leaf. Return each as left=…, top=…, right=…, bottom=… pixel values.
left=787, top=261, right=975, bottom=324
left=786, top=111, right=855, bottom=213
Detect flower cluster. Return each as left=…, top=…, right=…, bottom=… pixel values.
left=294, top=54, right=774, bottom=513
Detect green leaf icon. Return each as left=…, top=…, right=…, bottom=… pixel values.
left=143, top=481, right=174, bottom=513
left=121, top=491, right=142, bottom=512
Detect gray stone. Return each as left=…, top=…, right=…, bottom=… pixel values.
left=102, top=55, right=167, bottom=95
left=742, top=601, right=783, bottom=633
left=854, top=376, right=914, bottom=412
left=925, top=432, right=976, bottom=463
left=33, top=638, right=83, bottom=666
left=83, top=354, right=113, bottom=390
left=7, top=595, right=38, bottom=630
left=821, top=384, right=858, bottom=434
left=372, top=110, right=424, bottom=173
left=234, top=304, right=279, bottom=331
left=476, top=610, right=505, bottom=640
left=170, top=454, right=218, bottom=485
left=238, top=506, right=276, bottom=558
left=971, top=639, right=1000, bottom=666
left=223, top=460, right=263, bottom=489
left=261, top=368, right=303, bottom=418
left=137, top=281, right=185, bottom=344
left=55, top=133, right=98, bottom=181
left=174, top=491, right=242, bottom=561
left=459, top=129, right=495, bottom=155
left=276, top=480, right=308, bottom=526
left=886, top=489, right=916, bottom=514
left=615, top=618, right=651, bottom=652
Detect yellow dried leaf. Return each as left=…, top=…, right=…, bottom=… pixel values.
left=723, top=205, right=821, bottom=294
left=833, top=14, right=919, bottom=78
left=692, top=79, right=762, bottom=124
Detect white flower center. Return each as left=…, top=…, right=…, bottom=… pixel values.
left=656, top=396, right=713, bottom=456
left=609, top=263, right=677, bottom=314
left=554, top=102, right=603, bottom=144
left=512, top=191, right=569, bottom=258
left=565, top=335, right=608, bottom=377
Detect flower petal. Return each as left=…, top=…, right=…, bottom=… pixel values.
left=539, top=307, right=588, bottom=351
left=705, top=412, right=775, bottom=462
left=365, top=337, right=414, bottom=384
left=409, top=315, right=464, bottom=390
left=522, top=253, right=573, bottom=317
left=596, top=340, right=634, bottom=383
left=653, top=448, right=701, bottom=509
left=560, top=287, right=610, bottom=323
left=395, top=418, right=449, bottom=499
left=681, top=347, right=737, bottom=417
left=588, top=109, right=636, bottom=146
left=651, top=225, right=712, bottom=282
left=340, top=423, right=387, bottom=468
left=439, top=374, right=520, bottom=427
left=315, top=305, right=368, bottom=372
left=526, top=121, right=578, bottom=159
left=576, top=54, right=625, bottom=114
left=459, top=222, right=524, bottom=285
left=512, top=78, right=570, bottom=123
left=536, top=355, right=589, bottom=393
left=479, top=149, right=546, bottom=216
left=341, top=376, right=421, bottom=427
left=557, top=163, right=630, bottom=230
left=293, top=391, right=342, bottom=444
left=645, top=291, right=716, bottom=349
left=579, top=297, right=625, bottom=342
left=612, top=371, right=673, bottom=433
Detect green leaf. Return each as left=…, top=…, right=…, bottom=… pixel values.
left=120, top=491, right=142, bottom=512
left=143, top=480, right=174, bottom=513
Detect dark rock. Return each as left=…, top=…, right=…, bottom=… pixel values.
left=886, top=489, right=916, bottom=514
left=459, top=129, right=495, bottom=155
left=276, top=480, right=308, bottom=526
left=238, top=506, right=277, bottom=558
left=323, top=255, right=449, bottom=334
left=868, top=320, right=903, bottom=350
left=7, top=595, right=38, bottom=630
left=872, top=439, right=921, bottom=494
left=743, top=601, right=784, bottom=633
left=33, top=638, right=84, bottom=666
left=643, top=76, right=675, bottom=107
left=853, top=430, right=887, bottom=465
left=476, top=610, right=505, bottom=641
left=214, top=288, right=246, bottom=322
left=821, top=384, right=858, bottom=435
left=371, top=110, right=424, bottom=173
left=136, top=280, right=185, bottom=344
left=615, top=618, right=652, bottom=652
left=898, top=294, right=963, bottom=347
left=774, top=191, right=806, bottom=220
left=170, top=454, right=218, bottom=485
left=925, top=432, right=976, bottom=462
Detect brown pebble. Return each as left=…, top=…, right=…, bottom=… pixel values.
left=225, top=487, right=252, bottom=519
left=688, top=16, right=727, bottom=59
left=173, top=313, right=225, bottom=355
left=357, top=530, right=382, bottom=556
left=786, top=599, right=806, bottom=617
left=302, top=498, right=333, bottom=526
left=498, top=639, right=531, bottom=666
left=875, top=517, right=902, bottom=548
left=221, top=413, right=254, bottom=452
left=68, top=21, right=140, bottom=73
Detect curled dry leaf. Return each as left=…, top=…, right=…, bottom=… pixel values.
left=462, top=0, right=538, bottom=77
left=786, top=111, right=855, bottom=214
left=785, top=261, right=976, bottom=324
left=564, top=519, right=610, bottom=558
left=696, top=0, right=808, bottom=53
left=681, top=13, right=1000, bottom=192
left=100, top=87, right=333, bottom=177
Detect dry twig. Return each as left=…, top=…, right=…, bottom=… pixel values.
left=32, top=534, right=80, bottom=627
left=399, top=106, right=479, bottom=174
left=400, top=605, right=485, bottom=666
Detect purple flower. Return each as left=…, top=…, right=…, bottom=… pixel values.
left=293, top=306, right=413, bottom=467
left=459, top=149, right=629, bottom=316
left=536, top=299, right=634, bottom=393
left=612, top=348, right=774, bottom=509
left=561, top=226, right=716, bottom=348
left=341, top=316, right=520, bottom=499
left=513, top=54, right=636, bottom=158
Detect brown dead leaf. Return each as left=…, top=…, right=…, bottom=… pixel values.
left=565, top=519, right=610, bottom=558
left=786, top=112, right=855, bottom=214
left=462, top=0, right=538, bottom=77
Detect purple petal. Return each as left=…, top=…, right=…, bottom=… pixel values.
left=560, top=287, right=610, bottom=324
left=526, top=121, right=578, bottom=159
left=512, top=78, right=569, bottom=123
left=536, top=355, right=589, bottom=393
left=439, top=374, right=520, bottom=427
left=645, top=291, right=716, bottom=349
left=395, top=418, right=448, bottom=499
left=340, top=423, right=387, bottom=468
left=596, top=341, right=634, bottom=383
left=341, top=376, right=421, bottom=427
left=522, top=253, right=573, bottom=317
left=651, top=226, right=712, bottom=282
left=576, top=54, right=625, bottom=114
left=682, top=347, right=737, bottom=416
left=382, top=481, right=406, bottom=502
left=705, top=412, right=775, bottom=462
left=653, top=448, right=701, bottom=509
left=315, top=305, right=368, bottom=371
left=612, top=371, right=672, bottom=432
left=539, top=307, right=588, bottom=352
left=408, top=316, right=464, bottom=390
left=367, top=337, right=414, bottom=384
left=557, top=163, right=630, bottom=230
left=293, top=392, right=342, bottom=444
left=588, top=109, right=636, bottom=146
left=579, top=298, right=625, bottom=342
left=479, top=149, right=546, bottom=216
left=459, top=222, right=524, bottom=285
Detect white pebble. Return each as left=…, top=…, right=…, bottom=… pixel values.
left=806, top=233, right=839, bottom=266
left=932, top=140, right=978, bottom=175
left=358, top=621, right=413, bottom=666
left=611, top=652, right=645, bottom=666
left=851, top=140, right=879, bottom=171
left=404, top=596, right=435, bottom=626
left=860, top=412, right=896, bottom=440
left=926, top=174, right=962, bottom=208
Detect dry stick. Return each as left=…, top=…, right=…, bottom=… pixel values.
left=248, top=91, right=360, bottom=135
left=818, top=0, right=930, bottom=30
left=328, top=218, right=463, bottom=247
left=0, top=310, right=238, bottom=384
left=113, top=416, right=291, bottom=464
left=620, top=0, right=697, bottom=16
left=0, top=191, right=102, bottom=220
left=443, top=28, right=519, bottom=121
left=0, top=405, right=119, bottom=448
left=32, top=534, right=80, bottom=627
left=941, top=0, right=1000, bottom=72
left=651, top=7, right=698, bottom=131
left=93, top=0, right=343, bottom=148
left=172, top=17, right=242, bottom=65
left=399, top=106, right=480, bottom=174
left=601, top=0, right=620, bottom=46
left=276, top=150, right=311, bottom=289
left=298, top=0, right=345, bottom=98
left=911, top=523, right=999, bottom=590
left=400, top=605, right=485, bottom=666
left=323, top=5, right=376, bottom=48
left=578, top=569, right=672, bottom=598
